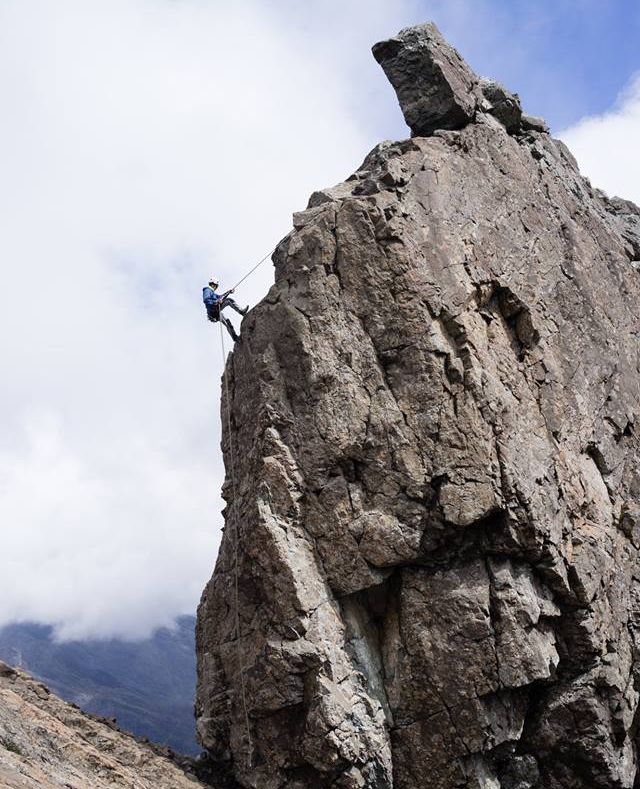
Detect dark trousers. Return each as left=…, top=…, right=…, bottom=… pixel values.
left=220, top=314, right=239, bottom=342
left=219, top=296, right=244, bottom=315
left=207, top=303, right=240, bottom=342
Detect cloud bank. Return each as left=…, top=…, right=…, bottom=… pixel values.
left=560, top=74, right=640, bottom=205
left=1, top=0, right=636, bottom=640
left=0, top=0, right=410, bottom=639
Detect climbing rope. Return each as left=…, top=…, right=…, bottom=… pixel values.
left=229, top=244, right=277, bottom=292
left=219, top=322, right=254, bottom=768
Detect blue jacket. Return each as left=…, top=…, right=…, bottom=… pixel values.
left=202, top=286, right=221, bottom=307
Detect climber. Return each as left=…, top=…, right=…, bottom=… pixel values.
left=202, top=278, right=249, bottom=343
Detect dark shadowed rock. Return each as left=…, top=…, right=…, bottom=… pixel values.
left=197, top=21, right=640, bottom=789
left=479, top=78, right=523, bottom=133
left=0, top=661, right=17, bottom=679
left=521, top=113, right=549, bottom=133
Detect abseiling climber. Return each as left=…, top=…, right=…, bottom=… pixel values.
left=202, top=278, right=248, bottom=343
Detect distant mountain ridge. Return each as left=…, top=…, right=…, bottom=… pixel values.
left=0, top=615, right=198, bottom=755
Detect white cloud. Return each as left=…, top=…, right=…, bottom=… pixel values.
left=0, top=0, right=417, bottom=640
left=560, top=73, right=640, bottom=205
left=4, top=0, right=626, bottom=642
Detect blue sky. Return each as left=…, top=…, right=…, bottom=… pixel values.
left=265, top=0, right=640, bottom=136
left=0, top=0, right=638, bottom=640
left=431, top=0, right=640, bottom=130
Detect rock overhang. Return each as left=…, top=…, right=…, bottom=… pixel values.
left=372, top=21, right=549, bottom=139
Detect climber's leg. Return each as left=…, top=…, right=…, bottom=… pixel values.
left=221, top=313, right=240, bottom=343
left=222, top=297, right=249, bottom=316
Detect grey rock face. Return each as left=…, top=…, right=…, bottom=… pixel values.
left=197, top=22, right=640, bottom=789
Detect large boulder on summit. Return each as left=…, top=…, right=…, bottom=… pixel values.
left=372, top=23, right=480, bottom=135
left=196, top=21, right=640, bottom=789
left=372, top=23, right=530, bottom=138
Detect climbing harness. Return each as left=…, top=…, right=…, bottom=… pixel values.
left=206, top=243, right=275, bottom=326
left=219, top=322, right=254, bottom=768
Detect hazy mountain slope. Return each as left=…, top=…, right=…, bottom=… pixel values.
left=0, top=660, right=212, bottom=789
left=0, top=615, right=198, bottom=755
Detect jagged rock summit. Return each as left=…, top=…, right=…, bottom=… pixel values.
left=371, top=23, right=548, bottom=137
left=197, top=22, right=640, bottom=789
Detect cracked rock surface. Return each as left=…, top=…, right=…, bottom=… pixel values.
left=196, top=22, right=640, bottom=789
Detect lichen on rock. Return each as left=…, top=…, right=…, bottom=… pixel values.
left=196, top=21, right=640, bottom=789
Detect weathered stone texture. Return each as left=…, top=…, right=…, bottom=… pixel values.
left=197, top=22, right=640, bottom=789
left=372, top=23, right=480, bottom=136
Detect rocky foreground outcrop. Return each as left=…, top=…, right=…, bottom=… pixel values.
left=196, top=23, right=640, bottom=789
left=0, top=661, right=211, bottom=789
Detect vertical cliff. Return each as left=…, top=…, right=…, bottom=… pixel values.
left=196, top=23, right=640, bottom=789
